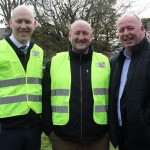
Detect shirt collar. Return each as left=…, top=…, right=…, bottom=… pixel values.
left=124, top=49, right=131, bottom=59
left=9, top=34, right=30, bottom=48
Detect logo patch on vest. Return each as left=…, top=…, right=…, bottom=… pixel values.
left=96, top=62, right=106, bottom=68
left=32, top=51, right=40, bottom=58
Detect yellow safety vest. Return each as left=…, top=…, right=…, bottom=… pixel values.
left=0, top=39, right=43, bottom=118
left=50, top=52, right=110, bottom=125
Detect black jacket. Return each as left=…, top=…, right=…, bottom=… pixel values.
left=109, top=37, right=150, bottom=150
left=42, top=44, right=107, bottom=143
left=0, top=35, right=41, bottom=129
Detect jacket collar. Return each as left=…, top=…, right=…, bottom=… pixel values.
left=120, top=37, right=149, bottom=58
left=132, top=37, right=149, bottom=57
left=68, top=43, right=93, bottom=59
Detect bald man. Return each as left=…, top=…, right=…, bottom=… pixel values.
left=42, top=19, right=110, bottom=150
left=109, top=13, right=150, bottom=150
left=0, top=5, right=43, bottom=150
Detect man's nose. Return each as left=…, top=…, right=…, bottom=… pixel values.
left=124, top=29, right=129, bottom=35
left=20, top=22, right=27, bottom=28
left=78, top=33, right=84, bottom=39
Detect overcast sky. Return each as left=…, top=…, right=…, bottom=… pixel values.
left=129, top=0, right=150, bottom=18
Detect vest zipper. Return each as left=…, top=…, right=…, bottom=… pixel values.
left=80, top=55, right=83, bottom=142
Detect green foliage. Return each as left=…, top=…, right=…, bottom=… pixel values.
left=29, top=0, right=122, bottom=59
left=0, top=0, right=140, bottom=59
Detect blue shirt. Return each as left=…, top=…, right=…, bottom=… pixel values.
left=117, top=50, right=131, bottom=126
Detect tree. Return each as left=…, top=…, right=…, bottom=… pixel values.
left=30, top=0, right=92, bottom=58
left=0, top=0, right=28, bottom=27
left=29, top=0, right=123, bottom=58
left=0, top=0, right=149, bottom=59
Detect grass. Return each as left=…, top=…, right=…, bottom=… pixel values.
left=41, top=133, right=118, bottom=150
left=41, top=133, right=52, bottom=150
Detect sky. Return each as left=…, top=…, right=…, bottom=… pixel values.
left=130, top=0, right=150, bottom=18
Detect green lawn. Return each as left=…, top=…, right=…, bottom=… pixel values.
left=41, top=133, right=118, bottom=150
left=41, top=133, right=52, bottom=150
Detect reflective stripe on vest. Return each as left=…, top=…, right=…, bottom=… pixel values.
left=51, top=89, right=108, bottom=113
left=51, top=88, right=108, bottom=113
left=0, top=39, right=43, bottom=118
left=50, top=52, right=110, bottom=125
left=93, top=88, right=108, bottom=95
left=51, top=89, right=69, bottom=96
left=95, top=105, right=108, bottom=112
left=0, top=77, right=41, bottom=87
left=0, top=95, right=42, bottom=104
left=52, top=106, right=68, bottom=113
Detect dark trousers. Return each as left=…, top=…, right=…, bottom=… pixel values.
left=49, top=132, right=109, bottom=150
left=118, top=127, right=127, bottom=150
left=0, top=125, right=42, bottom=150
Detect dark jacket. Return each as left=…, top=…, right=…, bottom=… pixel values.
left=109, top=37, right=150, bottom=150
left=0, top=34, right=41, bottom=129
left=42, top=44, right=108, bottom=143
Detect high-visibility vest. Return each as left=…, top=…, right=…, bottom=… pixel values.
left=50, top=52, right=110, bottom=125
left=0, top=39, right=43, bottom=118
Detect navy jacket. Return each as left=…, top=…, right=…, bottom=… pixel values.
left=109, top=37, right=150, bottom=150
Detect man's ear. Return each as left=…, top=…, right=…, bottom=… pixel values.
left=9, top=19, right=13, bottom=28
left=68, top=33, right=71, bottom=42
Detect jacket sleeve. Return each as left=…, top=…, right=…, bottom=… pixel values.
left=144, top=65, right=150, bottom=126
left=144, top=103, right=150, bottom=125
left=42, top=61, right=52, bottom=136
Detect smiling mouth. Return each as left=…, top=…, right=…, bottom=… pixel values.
left=123, top=35, right=133, bottom=41
left=124, top=37, right=133, bottom=41
left=20, top=31, right=28, bottom=33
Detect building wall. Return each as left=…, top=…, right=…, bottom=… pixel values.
left=146, top=31, right=150, bottom=42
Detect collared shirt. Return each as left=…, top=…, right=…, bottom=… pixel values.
left=117, top=50, right=131, bottom=126
left=9, top=34, right=30, bottom=48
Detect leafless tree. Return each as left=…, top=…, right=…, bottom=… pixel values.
left=0, top=0, right=28, bottom=27
left=0, top=0, right=149, bottom=59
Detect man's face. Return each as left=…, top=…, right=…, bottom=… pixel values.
left=68, top=21, right=92, bottom=54
left=9, top=9, right=36, bottom=44
left=117, top=15, right=145, bottom=50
